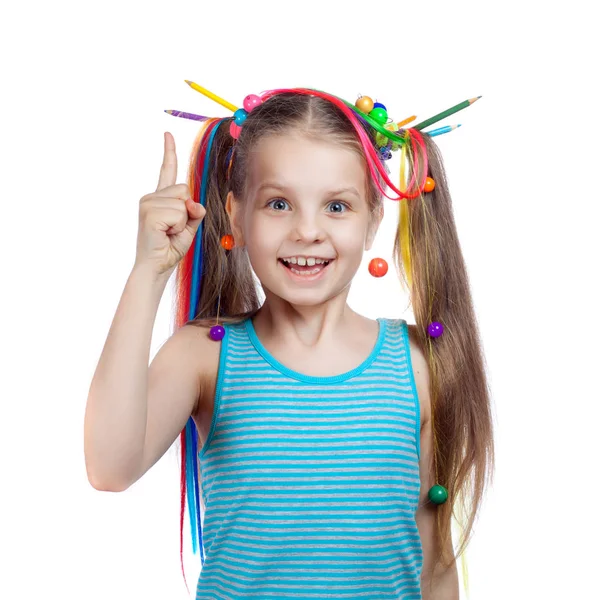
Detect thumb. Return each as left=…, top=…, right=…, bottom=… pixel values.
left=185, top=199, right=206, bottom=233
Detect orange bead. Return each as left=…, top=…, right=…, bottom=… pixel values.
left=355, top=96, right=374, bottom=113
left=424, top=177, right=436, bottom=193
left=368, top=258, right=388, bottom=278
left=220, top=234, right=235, bottom=250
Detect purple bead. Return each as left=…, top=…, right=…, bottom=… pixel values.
left=427, top=321, right=444, bottom=338
left=379, top=147, right=392, bottom=161
left=209, top=325, right=225, bottom=341
left=382, top=150, right=392, bottom=160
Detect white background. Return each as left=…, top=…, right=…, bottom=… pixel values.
left=1, top=0, right=598, bottom=598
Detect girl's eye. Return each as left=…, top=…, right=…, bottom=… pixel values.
left=267, top=198, right=290, bottom=211
left=328, top=201, right=348, bottom=213
left=267, top=198, right=348, bottom=213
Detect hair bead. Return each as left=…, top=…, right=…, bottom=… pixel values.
left=424, top=177, right=436, bottom=192
left=221, top=234, right=235, bottom=250
left=368, top=258, right=388, bottom=277
left=355, top=95, right=374, bottom=113
left=379, top=146, right=392, bottom=161
left=369, top=107, right=388, bottom=125
left=229, top=121, right=242, bottom=139
left=427, top=321, right=444, bottom=337
left=209, top=325, right=225, bottom=341
left=428, top=484, right=448, bottom=505
left=234, top=108, right=248, bottom=126
left=243, top=94, right=262, bottom=112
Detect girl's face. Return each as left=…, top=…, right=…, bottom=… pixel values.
left=227, top=133, right=382, bottom=307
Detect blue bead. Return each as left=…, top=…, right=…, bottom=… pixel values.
left=233, top=108, right=248, bottom=126
left=373, top=102, right=387, bottom=111
left=209, top=325, right=225, bottom=341
left=427, top=321, right=444, bottom=338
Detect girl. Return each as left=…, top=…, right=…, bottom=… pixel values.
left=84, top=87, right=494, bottom=600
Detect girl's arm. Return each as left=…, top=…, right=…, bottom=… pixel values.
left=409, top=325, right=460, bottom=599
left=417, top=417, right=460, bottom=599
left=84, top=266, right=203, bottom=491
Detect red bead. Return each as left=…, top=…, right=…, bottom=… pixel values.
left=368, top=258, right=388, bottom=277
left=221, top=234, right=235, bottom=250
left=424, top=177, right=435, bottom=192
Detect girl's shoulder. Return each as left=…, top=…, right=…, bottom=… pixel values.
left=180, top=322, right=222, bottom=421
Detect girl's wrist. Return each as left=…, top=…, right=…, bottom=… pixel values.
left=131, top=262, right=173, bottom=286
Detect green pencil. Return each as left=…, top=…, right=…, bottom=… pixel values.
left=413, top=96, right=482, bottom=131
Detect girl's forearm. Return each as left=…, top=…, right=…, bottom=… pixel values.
left=422, top=561, right=460, bottom=600
left=83, top=265, right=171, bottom=490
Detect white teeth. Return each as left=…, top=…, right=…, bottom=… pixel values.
left=281, top=256, right=330, bottom=265
left=290, top=267, right=322, bottom=276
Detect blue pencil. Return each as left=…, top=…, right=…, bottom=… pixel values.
left=426, top=124, right=461, bottom=137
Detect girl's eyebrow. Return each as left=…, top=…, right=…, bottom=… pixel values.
left=256, top=181, right=361, bottom=199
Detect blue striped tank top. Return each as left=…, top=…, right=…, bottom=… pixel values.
left=196, top=316, right=423, bottom=599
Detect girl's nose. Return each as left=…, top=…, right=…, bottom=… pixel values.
left=291, top=213, right=326, bottom=243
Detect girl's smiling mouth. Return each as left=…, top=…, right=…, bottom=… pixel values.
left=278, top=256, right=334, bottom=280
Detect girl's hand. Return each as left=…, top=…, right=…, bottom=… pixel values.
left=134, top=132, right=206, bottom=277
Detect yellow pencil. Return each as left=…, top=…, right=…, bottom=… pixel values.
left=397, top=115, right=416, bottom=127
left=184, top=80, right=239, bottom=113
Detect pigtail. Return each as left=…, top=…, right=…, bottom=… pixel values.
left=395, top=132, right=495, bottom=571
left=171, top=117, right=261, bottom=585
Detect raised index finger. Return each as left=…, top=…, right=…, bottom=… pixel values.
left=156, top=132, right=178, bottom=192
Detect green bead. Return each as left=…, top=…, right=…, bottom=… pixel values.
left=428, top=484, right=448, bottom=505
left=369, top=107, right=388, bottom=125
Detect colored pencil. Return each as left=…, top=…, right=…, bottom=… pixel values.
left=164, top=110, right=212, bottom=122
left=427, top=124, right=461, bottom=137
left=184, top=80, right=238, bottom=112
left=413, top=96, right=481, bottom=131
left=397, top=116, right=416, bottom=127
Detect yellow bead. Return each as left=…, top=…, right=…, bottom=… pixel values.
left=355, top=96, right=374, bottom=113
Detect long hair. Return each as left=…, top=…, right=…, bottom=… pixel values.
left=171, top=90, right=493, bottom=588
left=397, top=134, right=495, bottom=571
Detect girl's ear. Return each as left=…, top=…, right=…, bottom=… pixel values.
left=365, top=203, right=384, bottom=252
left=225, top=191, right=245, bottom=247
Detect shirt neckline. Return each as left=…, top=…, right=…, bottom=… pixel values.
left=244, top=317, right=387, bottom=384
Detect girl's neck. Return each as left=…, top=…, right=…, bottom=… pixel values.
left=252, top=300, right=373, bottom=349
